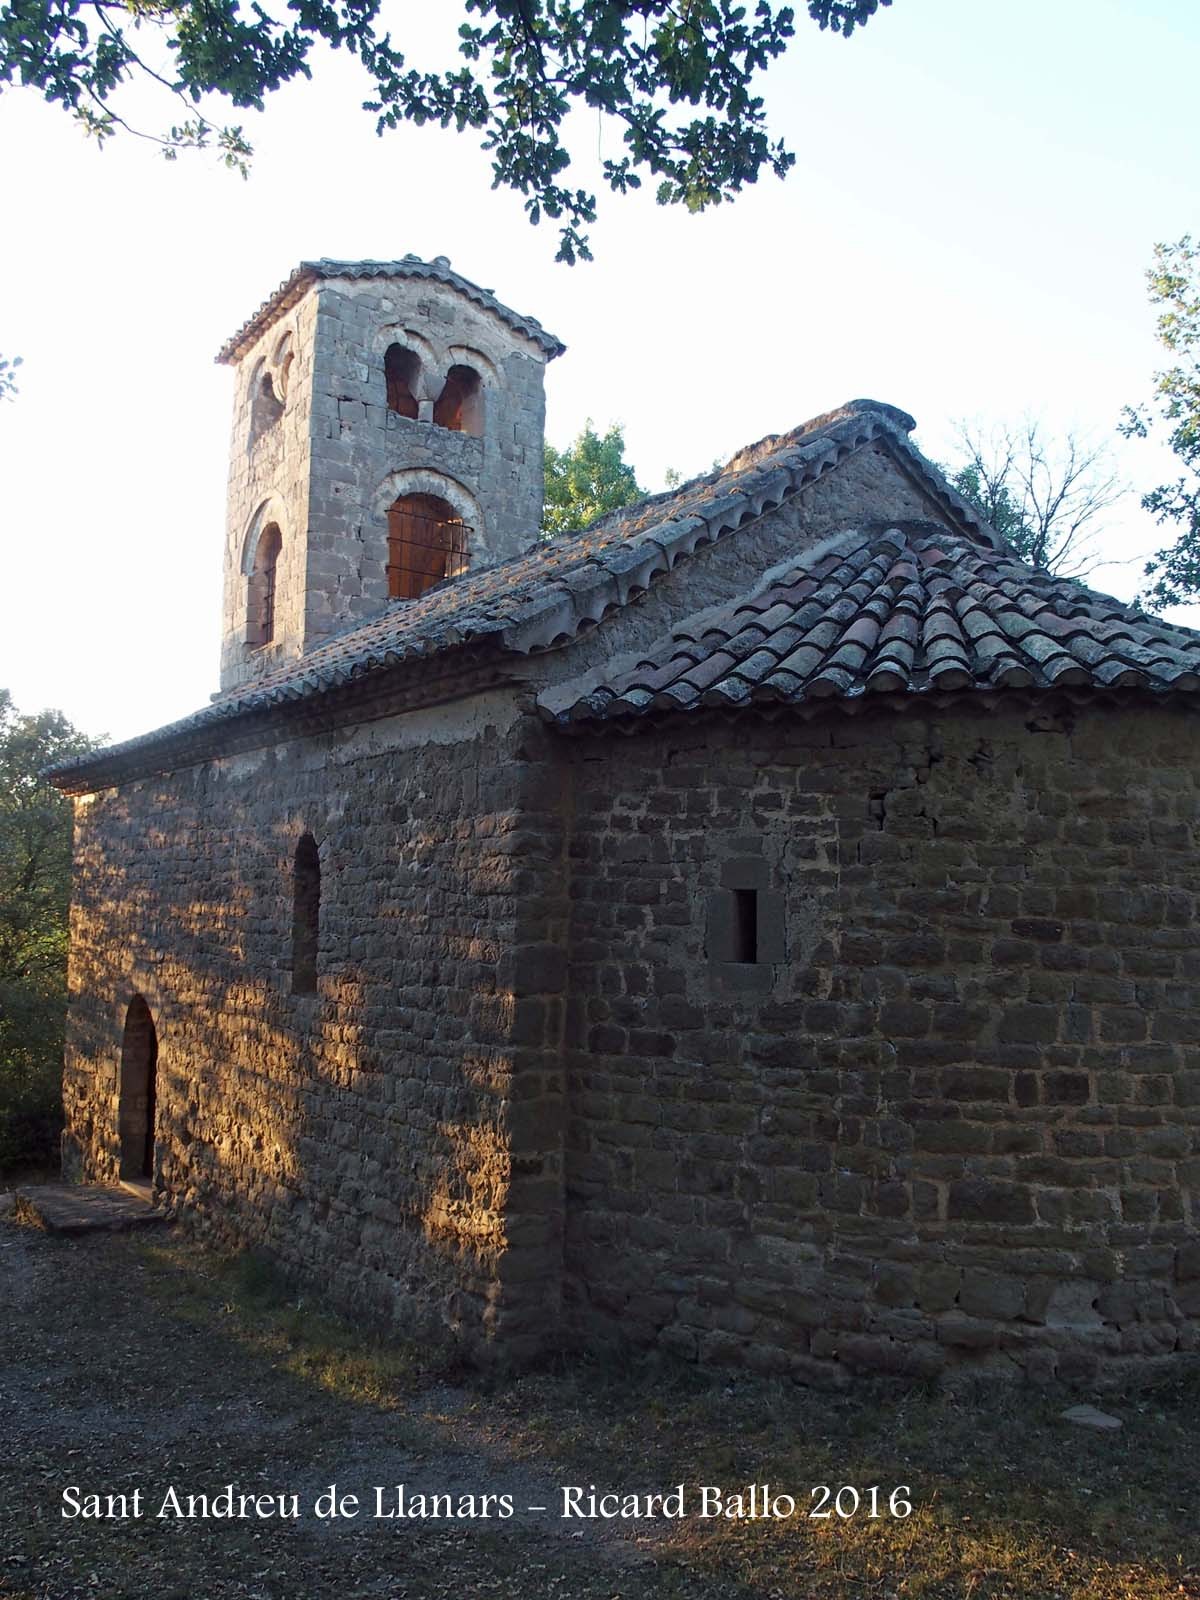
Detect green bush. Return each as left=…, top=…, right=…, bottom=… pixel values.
left=0, top=690, right=100, bottom=1175
left=0, top=971, right=66, bottom=1173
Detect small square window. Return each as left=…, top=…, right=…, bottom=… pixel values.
left=731, top=889, right=759, bottom=964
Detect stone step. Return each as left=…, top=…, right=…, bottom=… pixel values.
left=12, top=1182, right=168, bottom=1236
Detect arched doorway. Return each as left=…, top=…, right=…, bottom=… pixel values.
left=118, top=997, right=158, bottom=1181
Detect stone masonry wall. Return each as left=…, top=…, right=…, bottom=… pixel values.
left=61, top=696, right=565, bottom=1361
left=220, top=292, right=319, bottom=689
left=561, top=700, right=1200, bottom=1384
left=220, top=272, right=551, bottom=692
left=301, top=277, right=550, bottom=656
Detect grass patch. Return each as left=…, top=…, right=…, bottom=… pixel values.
left=137, top=1237, right=448, bottom=1408
left=475, top=1360, right=1200, bottom=1599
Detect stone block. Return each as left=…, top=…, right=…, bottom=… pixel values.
left=959, top=1270, right=1024, bottom=1321
left=998, top=1006, right=1059, bottom=1045
left=917, top=1264, right=961, bottom=1314
left=948, top=1179, right=1036, bottom=1225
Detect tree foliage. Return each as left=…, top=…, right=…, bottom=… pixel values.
left=946, top=419, right=1123, bottom=577
left=543, top=420, right=645, bottom=535
left=0, top=0, right=891, bottom=261
left=1120, top=235, right=1200, bottom=608
left=0, top=691, right=99, bottom=1172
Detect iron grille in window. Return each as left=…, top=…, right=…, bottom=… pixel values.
left=387, top=495, right=472, bottom=601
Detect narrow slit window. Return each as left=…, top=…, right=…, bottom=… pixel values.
left=707, top=868, right=781, bottom=970
left=246, top=523, right=282, bottom=648
left=292, top=833, right=320, bottom=995
left=732, top=889, right=758, bottom=964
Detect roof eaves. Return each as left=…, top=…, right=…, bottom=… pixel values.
left=544, top=682, right=1200, bottom=737
left=48, top=399, right=951, bottom=786
left=216, top=256, right=567, bottom=365
left=44, top=632, right=512, bottom=792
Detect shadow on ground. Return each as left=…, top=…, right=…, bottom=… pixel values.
left=1, top=1219, right=1197, bottom=1600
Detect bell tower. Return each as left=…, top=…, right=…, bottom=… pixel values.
left=215, top=255, right=565, bottom=691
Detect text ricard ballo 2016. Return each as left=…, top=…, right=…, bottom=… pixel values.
left=63, top=1483, right=914, bottom=1523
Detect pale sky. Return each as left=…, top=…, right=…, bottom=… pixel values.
left=0, top=0, right=1197, bottom=743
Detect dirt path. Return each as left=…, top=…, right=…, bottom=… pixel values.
left=0, top=1224, right=668, bottom=1600
left=2, top=1217, right=1198, bottom=1600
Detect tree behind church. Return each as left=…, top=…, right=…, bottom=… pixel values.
left=542, top=423, right=646, bottom=538
left=946, top=419, right=1123, bottom=577
left=0, top=692, right=100, bottom=1172
left=1120, top=235, right=1200, bottom=608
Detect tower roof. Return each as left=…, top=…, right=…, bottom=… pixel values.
left=215, top=255, right=567, bottom=365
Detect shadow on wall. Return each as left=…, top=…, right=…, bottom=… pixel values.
left=63, top=787, right=522, bottom=1341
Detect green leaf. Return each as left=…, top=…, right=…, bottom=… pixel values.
left=0, top=0, right=888, bottom=260
left=1120, top=236, right=1200, bottom=607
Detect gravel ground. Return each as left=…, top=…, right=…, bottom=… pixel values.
left=0, top=1223, right=672, bottom=1600
left=2, top=1215, right=1198, bottom=1600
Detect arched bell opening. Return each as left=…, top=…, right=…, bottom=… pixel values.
left=385, top=344, right=421, bottom=419
left=387, top=493, right=471, bottom=599
left=432, top=365, right=483, bottom=435
left=246, top=522, right=282, bottom=647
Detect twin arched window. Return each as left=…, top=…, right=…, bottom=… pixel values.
left=384, top=344, right=483, bottom=437
left=432, top=365, right=483, bottom=434
left=248, top=332, right=292, bottom=449
left=249, top=368, right=284, bottom=447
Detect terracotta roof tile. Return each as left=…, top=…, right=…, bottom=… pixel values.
left=47, top=400, right=1081, bottom=787
left=52, top=400, right=957, bottom=789
left=547, top=525, right=1200, bottom=726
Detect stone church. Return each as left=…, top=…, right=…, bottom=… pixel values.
left=50, top=256, right=1200, bottom=1383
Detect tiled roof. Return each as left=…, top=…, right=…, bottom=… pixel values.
left=545, top=525, right=1200, bottom=726
left=216, top=256, right=566, bottom=365
left=50, top=401, right=953, bottom=787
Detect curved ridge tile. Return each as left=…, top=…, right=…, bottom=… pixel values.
left=547, top=525, right=1200, bottom=726
left=53, top=397, right=1199, bottom=790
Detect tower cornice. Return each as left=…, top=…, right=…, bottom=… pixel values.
left=216, top=256, right=566, bottom=367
